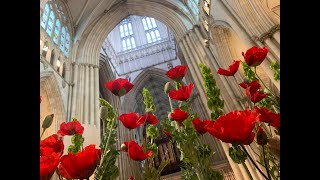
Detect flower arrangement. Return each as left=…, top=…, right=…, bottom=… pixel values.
left=40, top=46, right=280, bottom=180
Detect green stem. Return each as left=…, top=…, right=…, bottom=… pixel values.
left=98, top=96, right=120, bottom=168
left=233, top=76, right=248, bottom=108
left=40, top=128, right=46, bottom=139
left=240, top=145, right=269, bottom=180
left=262, top=145, right=272, bottom=180
left=242, top=161, right=254, bottom=180
left=168, top=94, right=173, bottom=112
left=254, top=67, right=276, bottom=98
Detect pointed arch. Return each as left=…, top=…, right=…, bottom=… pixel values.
left=40, top=71, right=66, bottom=138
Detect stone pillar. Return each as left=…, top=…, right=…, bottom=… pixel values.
left=78, top=64, right=85, bottom=122
left=264, top=38, right=280, bottom=61
left=84, top=64, right=90, bottom=124
left=255, top=40, right=280, bottom=90
left=272, top=30, right=280, bottom=45
left=71, top=62, right=79, bottom=118
left=89, top=65, right=95, bottom=125
left=94, top=65, right=100, bottom=126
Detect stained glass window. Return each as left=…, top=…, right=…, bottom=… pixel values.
left=46, top=11, right=55, bottom=36
left=142, top=17, right=161, bottom=44
left=41, top=4, right=49, bottom=28
left=65, top=32, right=70, bottom=56
left=188, top=0, right=199, bottom=19
left=53, top=19, right=60, bottom=44
left=119, top=18, right=136, bottom=51
left=60, top=27, right=65, bottom=50
left=41, top=1, right=72, bottom=57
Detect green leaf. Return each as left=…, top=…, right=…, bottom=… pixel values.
left=229, top=145, right=247, bottom=164
left=146, top=125, right=159, bottom=139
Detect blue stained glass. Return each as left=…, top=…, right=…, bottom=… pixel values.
left=41, top=4, right=50, bottom=28
left=65, top=32, right=70, bottom=56
left=46, top=11, right=55, bottom=36
left=53, top=19, right=60, bottom=44
left=60, top=27, right=65, bottom=51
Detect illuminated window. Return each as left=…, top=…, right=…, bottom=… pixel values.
left=141, top=17, right=161, bottom=44
left=119, top=18, right=136, bottom=51
left=40, top=0, right=72, bottom=57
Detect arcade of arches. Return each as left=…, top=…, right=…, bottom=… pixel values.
left=40, top=0, right=280, bottom=179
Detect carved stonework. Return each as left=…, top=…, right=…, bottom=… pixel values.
left=255, top=24, right=280, bottom=43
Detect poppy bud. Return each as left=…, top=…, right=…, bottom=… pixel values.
left=256, top=126, right=268, bottom=145
left=118, top=87, right=127, bottom=97
left=100, top=106, right=108, bottom=120
left=168, top=113, right=173, bottom=121
left=243, top=78, right=250, bottom=84
left=42, top=114, right=54, bottom=129
left=121, top=143, right=128, bottom=151
left=164, top=82, right=174, bottom=94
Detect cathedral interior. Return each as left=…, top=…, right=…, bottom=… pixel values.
left=40, top=0, right=280, bottom=179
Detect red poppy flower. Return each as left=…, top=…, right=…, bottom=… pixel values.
left=104, top=78, right=134, bottom=96
left=256, top=126, right=268, bottom=145
left=162, top=129, right=172, bottom=139
left=129, top=176, right=134, bottom=180
left=118, top=112, right=144, bottom=129
left=165, top=65, right=187, bottom=81
left=122, top=141, right=153, bottom=161
left=57, top=120, right=84, bottom=136
left=239, top=80, right=261, bottom=92
left=242, top=46, right=268, bottom=67
left=170, top=108, right=189, bottom=123
left=205, top=110, right=259, bottom=145
left=249, top=91, right=268, bottom=103
left=58, top=144, right=102, bottom=179
left=168, top=83, right=194, bottom=101
left=40, top=153, right=60, bottom=180
left=138, top=113, right=158, bottom=125
left=254, top=106, right=280, bottom=128
left=40, top=134, right=64, bottom=157
left=192, top=118, right=214, bottom=134
left=217, top=60, right=240, bottom=76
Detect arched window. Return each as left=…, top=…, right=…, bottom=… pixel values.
left=119, top=18, right=136, bottom=51
left=141, top=17, right=161, bottom=44
left=50, top=50, right=55, bottom=66
left=187, top=0, right=199, bottom=19
left=62, top=62, right=66, bottom=78
left=56, top=58, right=61, bottom=73
left=41, top=0, right=72, bottom=57
left=42, top=42, right=49, bottom=58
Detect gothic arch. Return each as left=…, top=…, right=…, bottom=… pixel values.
left=40, top=71, right=66, bottom=137
left=75, top=0, right=194, bottom=66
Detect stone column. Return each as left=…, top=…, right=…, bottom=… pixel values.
left=255, top=40, right=280, bottom=90
left=84, top=64, right=90, bottom=124
left=94, top=65, right=100, bottom=126
left=79, top=64, right=85, bottom=123
left=89, top=65, right=94, bottom=125
left=71, top=62, right=79, bottom=118
left=264, top=38, right=280, bottom=61
left=272, top=30, right=280, bottom=45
